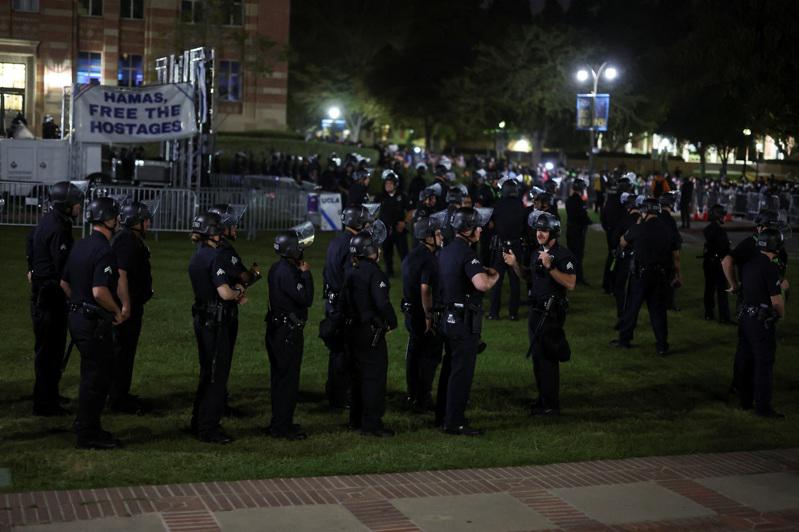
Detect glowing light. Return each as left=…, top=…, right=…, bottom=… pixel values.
left=327, top=106, right=341, bottom=120
left=498, top=120, right=506, bottom=129
left=413, top=146, right=421, bottom=154
left=576, top=69, right=589, bottom=82
left=545, top=162, right=554, bottom=171
left=742, top=128, right=752, bottom=136
left=510, top=138, right=531, bottom=153
left=604, top=67, right=618, bottom=80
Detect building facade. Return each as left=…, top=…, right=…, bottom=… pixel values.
left=0, top=0, right=289, bottom=137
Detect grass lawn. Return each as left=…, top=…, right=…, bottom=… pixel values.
left=0, top=220, right=797, bottom=493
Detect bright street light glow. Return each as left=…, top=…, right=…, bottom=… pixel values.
left=742, top=128, right=752, bottom=136
left=576, top=69, right=590, bottom=82
left=545, top=162, right=554, bottom=171
left=498, top=120, right=506, bottom=129
left=413, top=146, right=421, bottom=154
left=604, top=67, right=618, bottom=80
left=327, top=106, right=341, bottom=120
left=511, top=138, right=531, bottom=153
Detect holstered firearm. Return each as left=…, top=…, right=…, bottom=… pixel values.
left=370, top=321, right=387, bottom=348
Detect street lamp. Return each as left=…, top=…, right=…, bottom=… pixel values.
left=327, top=106, right=341, bottom=120
left=576, top=62, right=618, bottom=176
left=742, top=128, right=752, bottom=179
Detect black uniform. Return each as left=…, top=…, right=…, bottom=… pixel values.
left=477, top=186, right=497, bottom=266
left=659, top=210, right=683, bottom=310
left=436, top=236, right=486, bottom=430
left=188, top=244, right=236, bottom=439
left=735, top=253, right=782, bottom=414
left=401, top=243, right=442, bottom=409
left=109, top=228, right=152, bottom=408
left=524, top=242, right=575, bottom=411
left=431, top=179, right=450, bottom=213
left=343, top=259, right=398, bottom=431
left=702, top=221, right=731, bottom=321
left=679, top=180, right=694, bottom=228
left=408, top=175, right=428, bottom=210
left=379, top=190, right=410, bottom=276
left=265, top=258, right=313, bottom=436
left=322, top=231, right=354, bottom=407
left=612, top=212, right=639, bottom=320
left=61, top=231, right=118, bottom=441
left=347, top=182, right=369, bottom=207
left=617, top=217, right=680, bottom=352
left=565, top=194, right=592, bottom=283
left=27, top=210, right=74, bottom=414
left=488, top=196, right=526, bottom=319
left=600, top=194, right=625, bottom=293
left=319, top=168, right=340, bottom=193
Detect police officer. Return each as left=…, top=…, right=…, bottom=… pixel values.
left=437, top=207, right=499, bottom=435
left=343, top=230, right=398, bottom=436
left=488, top=179, right=526, bottom=321
left=26, top=181, right=83, bottom=416
left=599, top=177, right=630, bottom=294
left=431, top=163, right=451, bottom=212
left=734, top=228, right=786, bottom=418
left=60, top=197, right=124, bottom=449
left=407, top=163, right=429, bottom=211
left=347, top=169, right=371, bottom=207
left=109, top=200, right=154, bottom=414
left=321, top=205, right=373, bottom=408
left=319, top=153, right=342, bottom=193
left=504, top=212, right=576, bottom=416
left=611, top=194, right=642, bottom=325
left=410, top=186, right=439, bottom=250
left=658, top=192, right=683, bottom=311
left=702, top=204, right=732, bottom=323
left=207, top=204, right=261, bottom=416
left=611, top=198, right=681, bottom=355
left=378, top=170, right=410, bottom=277
left=401, top=216, right=443, bottom=412
left=438, top=185, right=466, bottom=247
left=565, top=179, right=592, bottom=285
left=265, top=225, right=314, bottom=440
left=188, top=213, right=247, bottom=444
left=470, top=169, right=494, bottom=209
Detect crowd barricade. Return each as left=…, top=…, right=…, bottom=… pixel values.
left=0, top=181, right=53, bottom=227
left=89, top=185, right=198, bottom=234
left=790, top=195, right=799, bottom=225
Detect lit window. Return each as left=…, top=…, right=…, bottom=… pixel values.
left=218, top=60, right=240, bottom=101
left=118, top=54, right=143, bottom=87
left=12, top=0, right=39, bottom=12
left=79, top=0, right=103, bottom=16
left=120, top=0, right=143, bottom=19
left=224, top=0, right=242, bottom=26
left=0, top=63, right=27, bottom=89
left=77, top=52, right=102, bottom=85
left=181, top=0, right=203, bottom=23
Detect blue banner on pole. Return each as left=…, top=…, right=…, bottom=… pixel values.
left=576, top=94, right=610, bottom=132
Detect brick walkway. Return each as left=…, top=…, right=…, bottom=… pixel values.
left=3, top=448, right=799, bottom=531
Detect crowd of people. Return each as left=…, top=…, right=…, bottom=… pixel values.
left=23, top=162, right=790, bottom=448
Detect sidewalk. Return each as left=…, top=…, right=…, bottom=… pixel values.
left=3, top=448, right=799, bottom=531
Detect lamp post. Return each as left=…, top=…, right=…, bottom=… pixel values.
left=576, top=63, right=617, bottom=177
left=742, top=128, right=751, bottom=180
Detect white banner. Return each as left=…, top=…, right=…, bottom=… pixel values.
left=73, top=83, right=197, bottom=143
left=319, top=192, right=342, bottom=231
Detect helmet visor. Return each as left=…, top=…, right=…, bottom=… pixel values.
left=475, top=207, right=494, bottom=227
left=290, top=221, right=315, bottom=247
left=368, top=219, right=388, bottom=245
left=227, top=204, right=247, bottom=226
left=362, top=203, right=381, bottom=221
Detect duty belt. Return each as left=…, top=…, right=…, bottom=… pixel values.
left=268, top=311, right=305, bottom=328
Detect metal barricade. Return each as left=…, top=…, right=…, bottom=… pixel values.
left=0, top=181, right=58, bottom=227
left=89, top=185, right=198, bottom=233
left=731, top=192, right=748, bottom=218
left=789, top=194, right=799, bottom=225
left=745, top=192, right=761, bottom=219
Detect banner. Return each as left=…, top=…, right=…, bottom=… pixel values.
left=73, top=83, right=197, bottom=143
left=576, top=93, right=610, bottom=132
left=319, top=192, right=342, bottom=231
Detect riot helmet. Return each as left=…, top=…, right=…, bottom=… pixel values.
left=119, top=200, right=154, bottom=228
left=756, top=228, right=784, bottom=253
left=640, top=198, right=662, bottom=216
left=86, top=197, right=119, bottom=224
left=708, top=204, right=726, bottom=223
left=341, top=205, right=371, bottom=231
left=191, top=212, right=223, bottom=238
left=49, top=181, right=85, bottom=215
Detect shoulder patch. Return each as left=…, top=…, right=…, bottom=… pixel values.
left=297, top=282, right=304, bottom=292
left=470, top=258, right=480, bottom=265
left=379, top=281, right=387, bottom=288
left=60, top=244, right=67, bottom=251
left=216, top=268, right=225, bottom=277
left=231, top=256, right=239, bottom=265
left=566, top=262, right=574, bottom=270
left=103, top=266, right=112, bottom=274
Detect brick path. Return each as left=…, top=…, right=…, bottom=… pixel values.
left=3, top=448, right=799, bottom=531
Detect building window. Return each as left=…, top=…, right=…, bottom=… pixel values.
left=79, top=0, right=103, bottom=16
left=12, top=0, right=39, bottom=12
left=224, top=0, right=243, bottom=26
left=120, top=0, right=143, bottom=19
left=0, top=63, right=27, bottom=89
left=118, top=54, right=143, bottom=87
left=77, top=52, right=102, bottom=85
left=218, top=60, right=240, bottom=102
left=181, top=0, right=204, bottom=23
